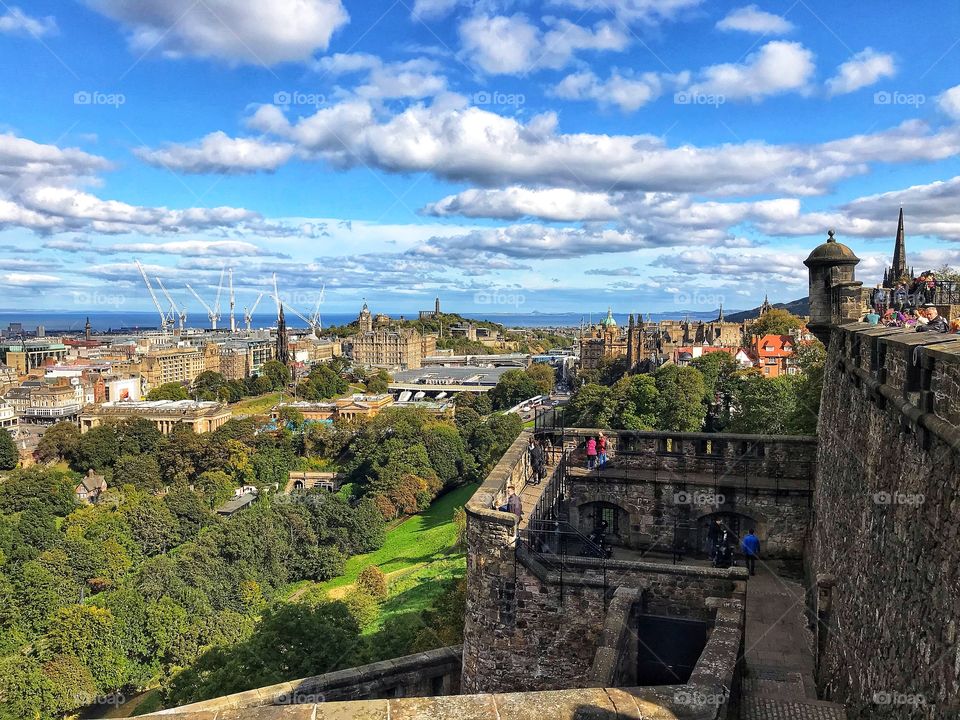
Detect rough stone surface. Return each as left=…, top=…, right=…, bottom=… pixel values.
left=810, top=324, right=960, bottom=720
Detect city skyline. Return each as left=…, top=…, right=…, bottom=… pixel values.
left=1, top=1, right=960, bottom=315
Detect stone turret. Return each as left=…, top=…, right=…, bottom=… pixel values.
left=803, top=229, right=862, bottom=345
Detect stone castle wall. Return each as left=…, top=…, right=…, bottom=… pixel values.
left=552, top=429, right=817, bottom=557
left=461, top=433, right=746, bottom=696
left=810, top=323, right=960, bottom=719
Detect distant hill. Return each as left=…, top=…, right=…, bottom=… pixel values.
left=725, top=297, right=809, bottom=322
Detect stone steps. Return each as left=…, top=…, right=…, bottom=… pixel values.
left=742, top=695, right=848, bottom=719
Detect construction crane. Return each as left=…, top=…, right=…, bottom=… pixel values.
left=135, top=259, right=171, bottom=333
left=155, top=277, right=186, bottom=334
left=308, top=283, right=325, bottom=333
left=271, top=273, right=282, bottom=316
left=228, top=268, right=236, bottom=333
left=243, top=292, right=264, bottom=332
left=186, top=267, right=226, bottom=330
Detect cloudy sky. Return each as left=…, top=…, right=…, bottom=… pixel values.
left=1, top=0, right=960, bottom=317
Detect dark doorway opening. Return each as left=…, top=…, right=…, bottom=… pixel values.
left=636, top=614, right=708, bottom=684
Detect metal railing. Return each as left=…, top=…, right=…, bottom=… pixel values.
left=520, top=517, right=608, bottom=606
left=860, top=280, right=960, bottom=309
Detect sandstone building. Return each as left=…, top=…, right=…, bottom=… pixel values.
left=79, top=399, right=231, bottom=434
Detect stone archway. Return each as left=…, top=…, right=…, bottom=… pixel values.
left=574, top=499, right=632, bottom=546
left=694, top=510, right=761, bottom=557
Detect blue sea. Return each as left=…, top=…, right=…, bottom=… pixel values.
left=0, top=309, right=728, bottom=333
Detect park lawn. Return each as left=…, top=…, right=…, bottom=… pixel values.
left=364, top=555, right=465, bottom=634
left=314, top=482, right=477, bottom=594
left=230, top=392, right=283, bottom=416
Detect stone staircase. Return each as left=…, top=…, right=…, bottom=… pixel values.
left=740, top=565, right=847, bottom=720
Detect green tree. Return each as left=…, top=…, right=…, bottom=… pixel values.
left=747, top=309, right=804, bottom=337
left=261, top=360, right=291, bottom=391
left=0, top=467, right=77, bottom=516
left=489, top=369, right=540, bottom=410
left=654, top=364, right=707, bottom=432
left=74, top=425, right=119, bottom=473
left=0, top=431, right=17, bottom=470
left=525, top=363, right=556, bottom=394
left=611, top=374, right=659, bottom=430
left=121, top=495, right=182, bottom=556
left=566, top=384, right=615, bottom=428
left=787, top=340, right=826, bottom=435
left=42, top=604, right=128, bottom=692
left=356, top=565, right=388, bottom=600
left=146, top=382, right=190, bottom=401
left=113, top=453, right=162, bottom=492
left=35, top=421, right=81, bottom=465
left=728, top=373, right=799, bottom=435
left=365, top=369, right=391, bottom=394
left=192, top=371, right=227, bottom=401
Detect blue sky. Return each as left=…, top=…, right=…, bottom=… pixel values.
left=1, top=0, right=960, bottom=318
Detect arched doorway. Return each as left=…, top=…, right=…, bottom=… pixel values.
left=696, top=511, right=759, bottom=557
left=293, top=480, right=304, bottom=491
left=576, top=501, right=629, bottom=545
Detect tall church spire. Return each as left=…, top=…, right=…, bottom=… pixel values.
left=892, top=207, right=907, bottom=279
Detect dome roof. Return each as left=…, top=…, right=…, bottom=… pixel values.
left=804, top=230, right=860, bottom=267
left=600, top=307, right=617, bottom=327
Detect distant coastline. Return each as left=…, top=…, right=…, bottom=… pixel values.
left=0, top=308, right=732, bottom=333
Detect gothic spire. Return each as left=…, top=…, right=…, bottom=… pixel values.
left=892, top=207, right=907, bottom=279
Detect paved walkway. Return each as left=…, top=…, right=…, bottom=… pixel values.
left=741, top=562, right=847, bottom=720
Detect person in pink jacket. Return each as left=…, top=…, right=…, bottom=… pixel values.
left=586, top=436, right=597, bottom=469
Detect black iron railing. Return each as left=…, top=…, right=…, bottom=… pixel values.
left=521, top=518, right=608, bottom=606
left=866, top=280, right=960, bottom=308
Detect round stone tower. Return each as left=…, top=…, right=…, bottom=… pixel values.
left=803, top=230, right=860, bottom=345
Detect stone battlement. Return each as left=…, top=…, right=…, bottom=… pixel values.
left=809, top=321, right=960, bottom=717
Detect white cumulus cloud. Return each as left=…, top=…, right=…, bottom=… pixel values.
left=135, top=132, right=295, bottom=174
left=825, top=48, right=896, bottom=96
left=0, top=7, right=57, bottom=36
left=85, top=0, right=348, bottom=65
left=716, top=5, right=793, bottom=34
left=687, top=40, right=815, bottom=101
left=937, top=84, right=960, bottom=119
left=459, top=14, right=628, bottom=75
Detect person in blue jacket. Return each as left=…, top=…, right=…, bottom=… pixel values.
left=741, top=529, right=760, bottom=576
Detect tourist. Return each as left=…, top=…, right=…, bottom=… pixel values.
left=871, top=284, right=887, bottom=314
left=741, top=529, right=760, bottom=576
left=528, top=438, right=545, bottom=486
left=707, top=519, right=722, bottom=560
left=892, top=283, right=908, bottom=312
left=586, top=436, right=597, bottom=469
left=597, top=431, right=608, bottom=468
left=863, top=310, right=880, bottom=326
left=498, top=485, right=523, bottom=538
left=916, top=304, right=950, bottom=333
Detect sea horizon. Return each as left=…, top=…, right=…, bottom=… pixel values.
left=0, top=308, right=738, bottom=333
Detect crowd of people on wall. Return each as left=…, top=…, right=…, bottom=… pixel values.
left=864, top=273, right=959, bottom=333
